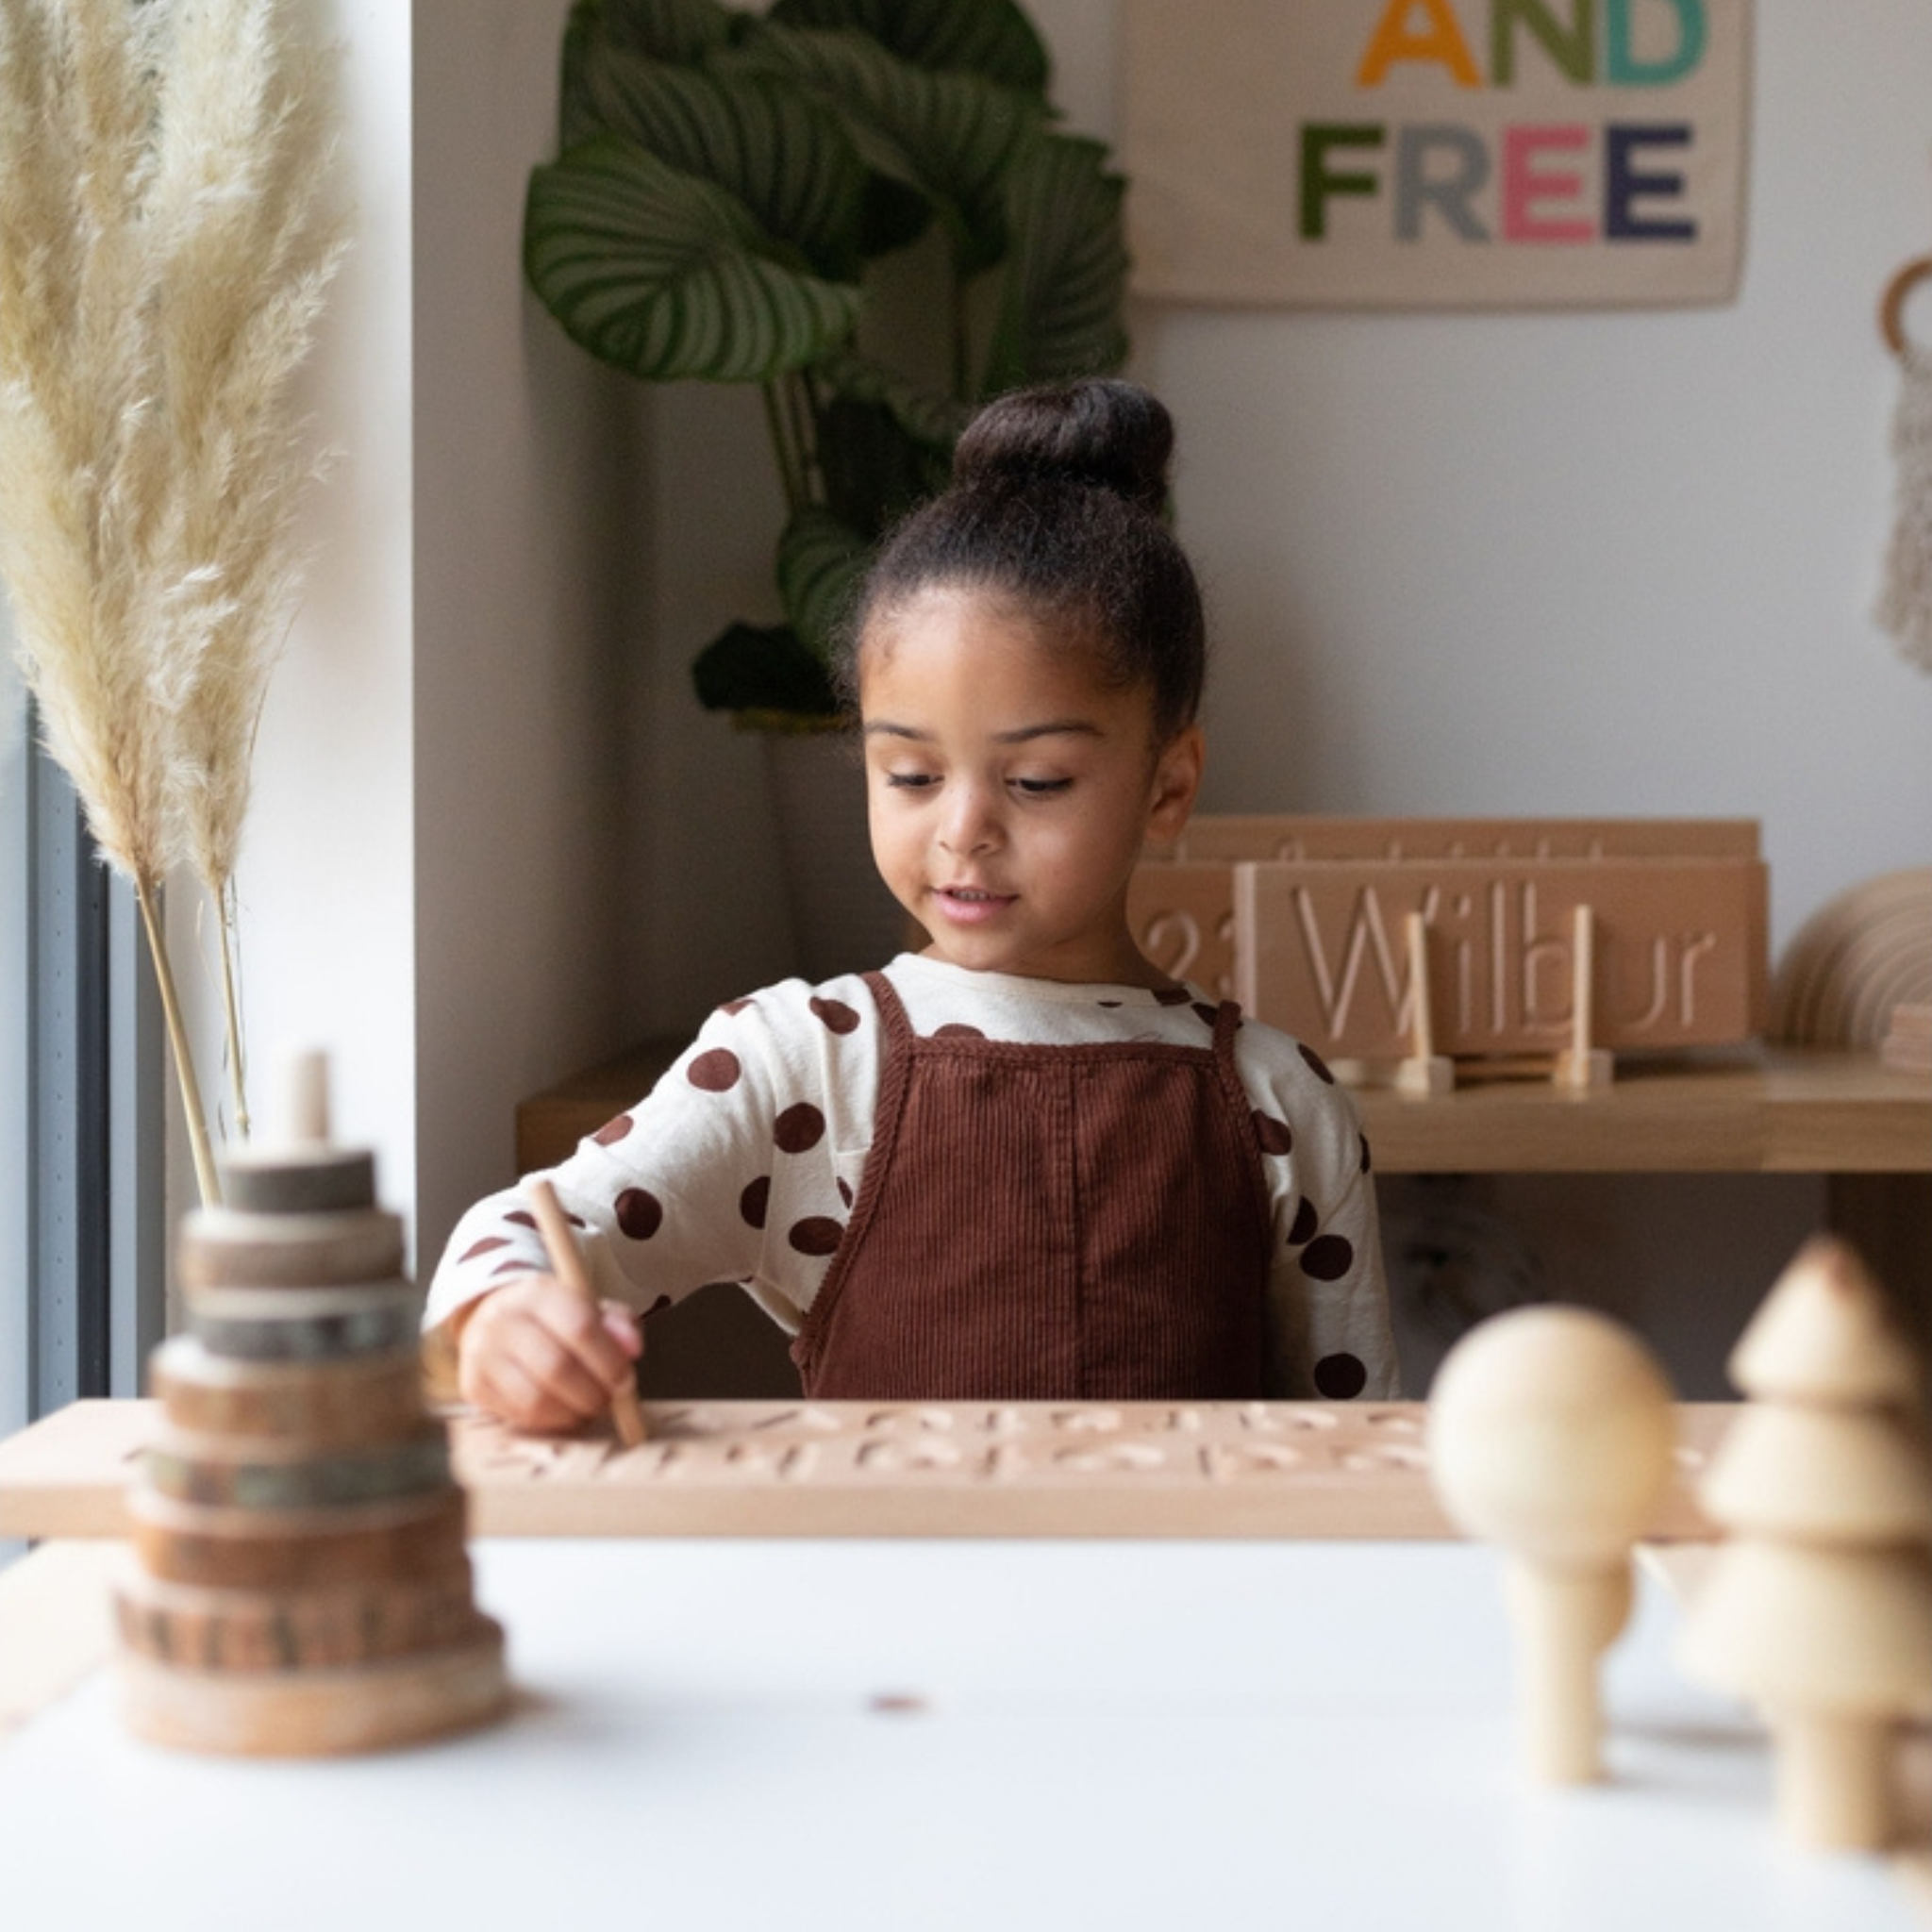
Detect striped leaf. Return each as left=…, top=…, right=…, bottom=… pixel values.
left=583, top=51, right=866, bottom=278
left=815, top=392, right=953, bottom=535
left=595, top=0, right=737, bottom=62
left=768, top=0, right=1050, bottom=95
left=816, top=348, right=971, bottom=454
left=777, top=505, right=873, bottom=657
left=732, top=23, right=1041, bottom=274
left=981, top=131, right=1128, bottom=395
left=525, top=135, right=863, bottom=382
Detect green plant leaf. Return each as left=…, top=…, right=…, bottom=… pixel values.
left=817, top=347, right=970, bottom=454
left=691, top=620, right=842, bottom=715
left=767, top=0, right=1050, bottom=95
left=777, top=505, right=873, bottom=656
left=525, top=134, right=863, bottom=382
left=594, top=0, right=739, bottom=62
left=560, top=5, right=603, bottom=149
left=731, top=23, right=1041, bottom=275
left=980, top=131, right=1128, bottom=395
left=582, top=50, right=867, bottom=279
left=814, top=394, right=951, bottom=536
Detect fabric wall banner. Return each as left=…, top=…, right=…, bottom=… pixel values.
left=1121, top=0, right=1750, bottom=308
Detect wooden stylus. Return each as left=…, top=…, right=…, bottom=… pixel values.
left=525, top=1178, right=646, bottom=1447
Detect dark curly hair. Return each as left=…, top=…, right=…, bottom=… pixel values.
left=838, top=379, right=1208, bottom=743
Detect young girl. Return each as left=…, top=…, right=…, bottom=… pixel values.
left=426, top=379, right=1397, bottom=1427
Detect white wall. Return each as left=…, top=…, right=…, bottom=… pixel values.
left=411, top=0, right=651, bottom=1260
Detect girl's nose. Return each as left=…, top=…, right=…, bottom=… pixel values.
left=938, top=782, right=1000, bottom=856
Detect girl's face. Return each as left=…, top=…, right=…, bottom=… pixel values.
left=858, top=585, right=1203, bottom=986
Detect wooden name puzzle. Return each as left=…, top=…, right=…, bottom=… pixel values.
left=0, top=1396, right=1733, bottom=1543
left=1129, top=817, right=1769, bottom=1066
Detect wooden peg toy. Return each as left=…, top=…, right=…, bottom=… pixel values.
left=1426, top=1305, right=1676, bottom=1784
left=1394, top=911, right=1454, bottom=1097
left=526, top=1178, right=647, bottom=1448
left=1553, top=904, right=1614, bottom=1091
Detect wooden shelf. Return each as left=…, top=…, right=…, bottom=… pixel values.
left=1353, top=1045, right=1931, bottom=1175
left=518, top=1039, right=1930, bottom=1177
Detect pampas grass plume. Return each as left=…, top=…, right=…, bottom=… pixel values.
left=0, top=0, right=344, bottom=1200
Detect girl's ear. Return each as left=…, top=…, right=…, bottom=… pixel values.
left=1145, top=724, right=1205, bottom=842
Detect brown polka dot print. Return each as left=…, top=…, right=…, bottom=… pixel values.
left=491, top=1257, right=535, bottom=1278
left=1192, top=1003, right=1219, bottom=1028
left=687, top=1048, right=742, bottom=1092
left=1313, top=1353, right=1368, bottom=1399
left=592, top=1114, right=634, bottom=1147
left=1253, top=1112, right=1293, bottom=1158
left=721, top=998, right=753, bottom=1016
left=1359, top=1133, right=1373, bottom=1174
left=505, top=1210, right=537, bottom=1229
left=1299, top=1234, right=1356, bottom=1281
left=1098, top=1000, right=1122, bottom=1009
left=810, top=996, right=860, bottom=1035
left=838, top=1177, right=853, bottom=1207
left=788, top=1216, right=844, bottom=1257
left=774, top=1102, right=826, bottom=1153
left=1155, top=988, right=1191, bottom=1007
left=933, top=1023, right=985, bottom=1040
left=740, top=1175, right=771, bottom=1230
left=614, top=1188, right=663, bottom=1241
left=1288, top=1197, right=1319, bottom=1246
left=459, top=1236, right=509, bottom=1263
left=1298, top=1042, right=1336, bottom=1085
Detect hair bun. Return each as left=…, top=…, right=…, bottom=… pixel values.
left=951, top=378, right=1173, bottom=514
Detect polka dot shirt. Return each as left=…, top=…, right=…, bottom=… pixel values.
left=425, top=955, right=1399, bottom=1400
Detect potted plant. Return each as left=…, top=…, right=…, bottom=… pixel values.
left=525, top=0, right=1130, bottom=730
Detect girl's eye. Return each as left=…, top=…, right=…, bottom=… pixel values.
left=1011, top=777, right=1072, bottom=797
left=883, top=771, right=938, bottom=791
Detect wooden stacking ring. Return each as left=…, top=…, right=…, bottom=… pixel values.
left=117, top=1624, right=509, bottom=1756
left=178, top=1206, right=406, bottom=1290
left=151, top=1336, right=428, bottom=1443
left=142, top=1421, right=451, bottom=1511
left=220, top=1149, right=376, bottom=1216
left=128, top=1486, right=471, bottom=1591
left=187, top=1282, right=423, bottom=1363
left=113, top=1566, right=489, bottom=1672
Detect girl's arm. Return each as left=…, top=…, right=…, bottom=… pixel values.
left=423, top=995, right=820, bottom=1424
left=1243, top=1035, right=1401, bottom=1401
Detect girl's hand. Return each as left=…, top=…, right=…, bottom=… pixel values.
left=454, top=1274, right=643, bottom=1435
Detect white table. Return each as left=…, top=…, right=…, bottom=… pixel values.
left=0, top=1537, right=1924, bottom=1930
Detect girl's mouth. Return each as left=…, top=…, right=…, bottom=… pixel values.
left=934, top=886, right=1015, bottom=924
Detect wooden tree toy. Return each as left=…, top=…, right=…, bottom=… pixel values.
left=114, top=1051, right=509, bottom=1755
left=1426, top=1306, right=1676, bottom=1784
left=1676, top=1237, right=1932, bottom=1852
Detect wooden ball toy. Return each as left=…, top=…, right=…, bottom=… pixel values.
left=1427, top=1305, right=1676, bottom=1784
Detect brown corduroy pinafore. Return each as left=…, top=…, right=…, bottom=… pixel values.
left=791, top=973, right=1276, bottom=1400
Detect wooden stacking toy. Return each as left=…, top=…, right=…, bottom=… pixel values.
left=113, top=1053, right=508, bottom=1755
left=1426, top=1305, right=1676, bottom=1784
left=1677, top=1238, right=1932, bottom=1851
